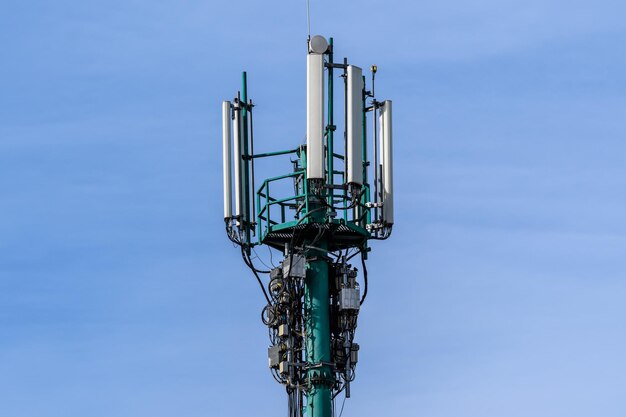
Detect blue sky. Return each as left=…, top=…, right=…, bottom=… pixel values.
left=1, top=1, right=625, bottom=416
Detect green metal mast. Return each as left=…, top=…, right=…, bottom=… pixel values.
left=222, top=35, right=394, bottom=417
left=304, top=35, right=334, bottom=417
left=305, top=209, right=332, bottom=417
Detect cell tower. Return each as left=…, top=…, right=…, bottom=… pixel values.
left=221, top=35, right=393, bottom=417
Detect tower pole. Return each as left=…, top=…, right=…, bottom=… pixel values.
left=305, top=34, right=333, bottom=417
left=305, top=209, right=332, bottom=417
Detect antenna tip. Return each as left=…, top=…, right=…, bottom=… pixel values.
left=309, top=35, right=329, bottom=54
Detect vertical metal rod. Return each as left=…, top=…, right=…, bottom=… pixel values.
left=327, top=38, right=334, bottom=205
left=256, top=182, right=261, bottom=239
left=267, top=182, right=270, bottom=229
left=242, top=72, right=251, bottom=246
left=362, top=76, right=368, bottom=185
left=249, top=99, right=256, bottom=236
left=361, top=76, right=368, bottom=228
left=302, top=148, right=309, bottom=221
left=343, top=57, right=348, bottom=221
left=306, top=0, right=311, bottom=39
left=371, top=69, right=378, bottom=225
left=372, top=101, right=378, bottom=224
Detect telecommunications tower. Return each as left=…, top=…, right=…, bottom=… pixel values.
left=221, top=35, right=394, bottom=417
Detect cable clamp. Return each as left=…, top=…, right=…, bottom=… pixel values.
left=366, top=222, right=385, bottom=232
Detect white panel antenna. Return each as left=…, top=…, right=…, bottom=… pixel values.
left=347, top=65, right=363, bottom=187
left=306, top=37, right=326, bottom=181
left=222, top=101, right=232, bottom=219
left=381, top=100, right=394, bottom=225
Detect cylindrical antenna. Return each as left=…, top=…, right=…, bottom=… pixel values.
left=381, top=100, right=393, bottom=225
left=306, top=35, right=327, bottom=181
left=222, top=101, right=232, bottom=219
left=346, top=65, right=364, bottom=188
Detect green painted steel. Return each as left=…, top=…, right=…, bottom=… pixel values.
left=327, top=37, right=334, bottom=203
left=242, top=72, right=251, bottom=246
left=250, top=148, right=300, bottom=159
left=361, top=74, right=370, bottom=228
left=305, top=223, right=332, bottom=417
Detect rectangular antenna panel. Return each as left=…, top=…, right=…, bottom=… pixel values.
left=381, top=100, right=394, bottom=225
left=222, top=101, right=232, bottom=219
left=233, top=106, right=244, bottom=223
left=347, top=65, right=364, bottom=186
left=307, top=52, right=325, bottom=180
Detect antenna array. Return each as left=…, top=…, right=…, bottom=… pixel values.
left=221, top=35, right=394, bottom=417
